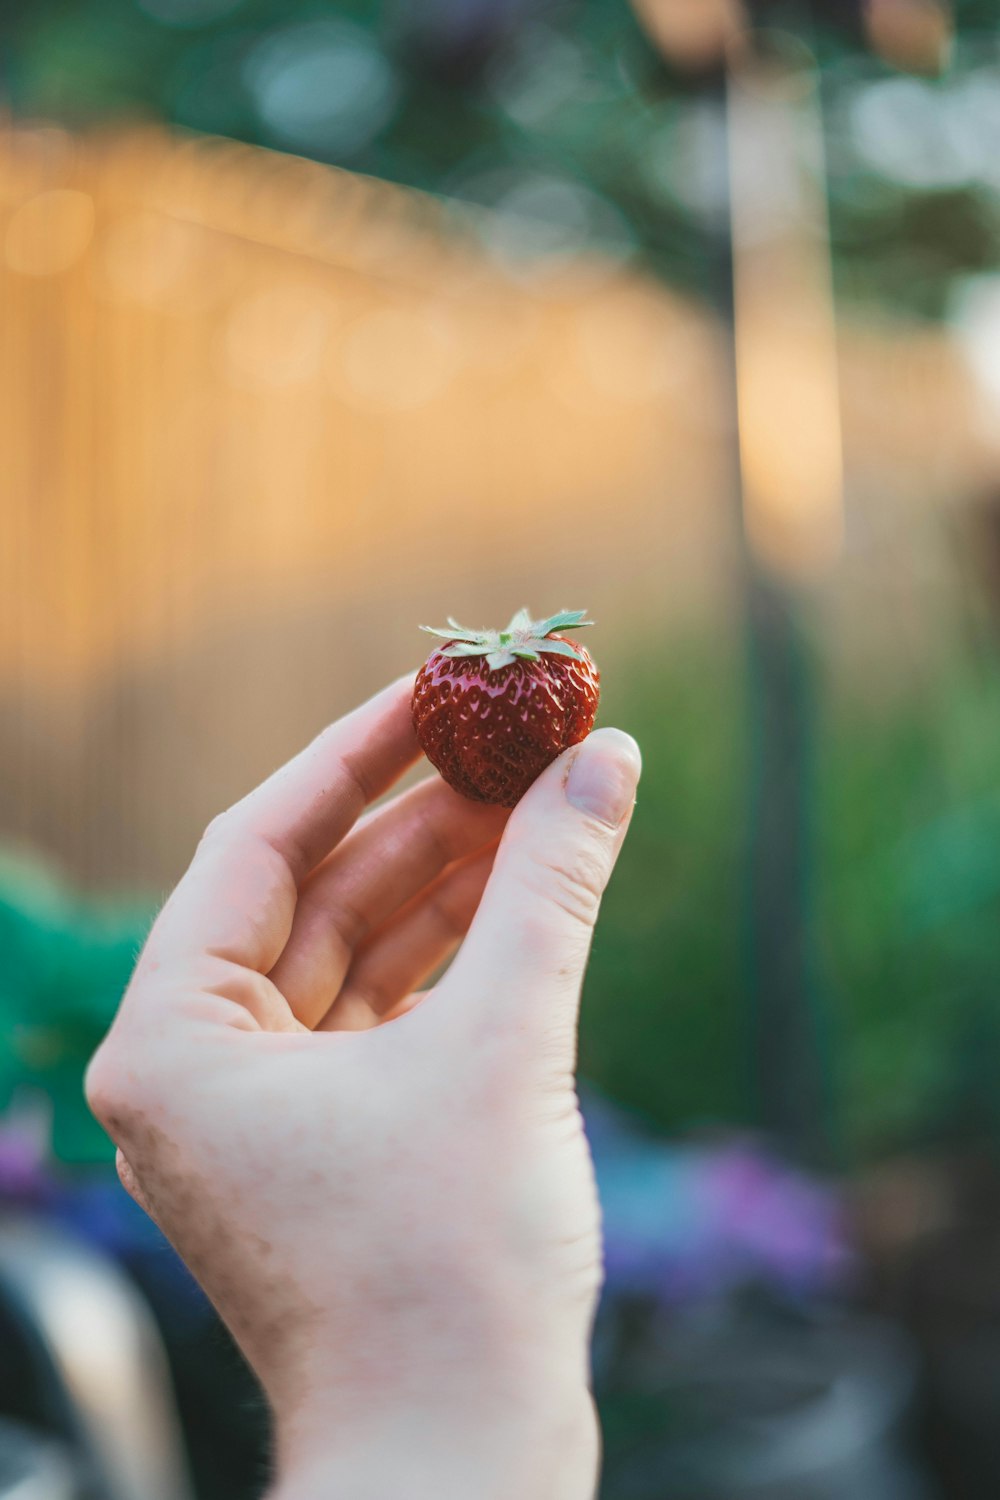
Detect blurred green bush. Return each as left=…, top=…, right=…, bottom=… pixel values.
left=581, top=631, right=745, bottom=1136
left=583, top=623, right=1000, bottom=1160
left=0, top=848, right=148, bottom=1163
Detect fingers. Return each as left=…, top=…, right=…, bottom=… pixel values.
left=141, top=676, right=420, bottom=979
left=269, top=779, right=507, bottom=1027
left=319, top=845, right=497, bottom=1032
left=440, top=728, right=641, bottom=1054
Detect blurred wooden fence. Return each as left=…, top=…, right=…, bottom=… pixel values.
left=0, top=123, right=731, bottom=888
left=0, top=121, right=990, bottom=891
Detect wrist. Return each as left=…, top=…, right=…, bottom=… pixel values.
left=270, top=1369, right=598, bottom=1500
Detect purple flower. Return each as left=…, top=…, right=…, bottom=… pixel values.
left=583, top=1091, right=853, bottom=1308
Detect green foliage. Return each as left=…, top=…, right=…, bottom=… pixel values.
left=816, top=647, right=1000, bottom=1154
left=0, top=848, right=150, bottom=1164
left=581, top=620, right=1000, bottom=1160
left=580, top=629, right=747, bottom=1132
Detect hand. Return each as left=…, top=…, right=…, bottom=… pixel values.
left=85, top=676, right=641, bottom=1500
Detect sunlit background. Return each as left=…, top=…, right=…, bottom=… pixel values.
left=4, top=1, right=1000, bottom=1496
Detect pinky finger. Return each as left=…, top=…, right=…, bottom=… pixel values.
left=319, top=845, right=497, bottom=1032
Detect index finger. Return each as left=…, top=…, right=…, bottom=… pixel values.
left=141, top=674, right=420, bottom=976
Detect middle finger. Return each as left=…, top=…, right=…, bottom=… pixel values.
left=267, top=776, right=508, bottom=1026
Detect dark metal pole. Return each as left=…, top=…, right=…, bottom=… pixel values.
left=716, top=57, right=834, bottom=1167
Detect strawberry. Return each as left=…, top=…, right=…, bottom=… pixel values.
left=412, top=608, right=600, bottom=806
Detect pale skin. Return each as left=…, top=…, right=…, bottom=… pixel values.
left=84, top=674, right=641, bottom=1500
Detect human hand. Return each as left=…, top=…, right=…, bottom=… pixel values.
left=85, top=676, right=641, bottom=1500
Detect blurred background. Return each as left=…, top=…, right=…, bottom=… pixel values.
left=3, top=0, right=1000, bottom=1495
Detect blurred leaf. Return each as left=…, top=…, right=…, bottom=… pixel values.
left=0, top=849, right=151, bottom=1164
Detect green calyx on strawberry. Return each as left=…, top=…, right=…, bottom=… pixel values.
left=412, top=608, right=601, bottom=807
left=420, top=607, right=594, bottom=670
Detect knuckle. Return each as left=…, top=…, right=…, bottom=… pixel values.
left=524, top=841, right=607, bottom=927
left=85, top=1032, right=165, bottom=1143
left=415, top=802, right=455, bottom=870
left=336, top=748, right=378, bottom=809
left=83, top=1044, right=134, bottom=1136
left=199, top=807, right=236, bottom=848
left=428, top=886, right=468, bottom=943
left=328, top=888, right=371, bottom=950
left=348, top=977, right=392, bottom=1018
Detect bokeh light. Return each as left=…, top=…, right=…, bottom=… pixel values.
left=332, top=305, right=459, bottom=411
left=244, top=21, right=399, bottom=158
left=223, top=283, right=335, bottom=390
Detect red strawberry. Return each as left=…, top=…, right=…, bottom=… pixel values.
left=411, top=608, right=600, bottom=806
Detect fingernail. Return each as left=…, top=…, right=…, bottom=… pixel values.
left=566, top=729, right=642, bottom=828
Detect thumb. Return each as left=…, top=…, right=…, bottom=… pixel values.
left=443, top=727, right=641, bottom=1026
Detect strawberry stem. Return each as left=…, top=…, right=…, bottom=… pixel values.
left=419, top=609, right=595, bottom=672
